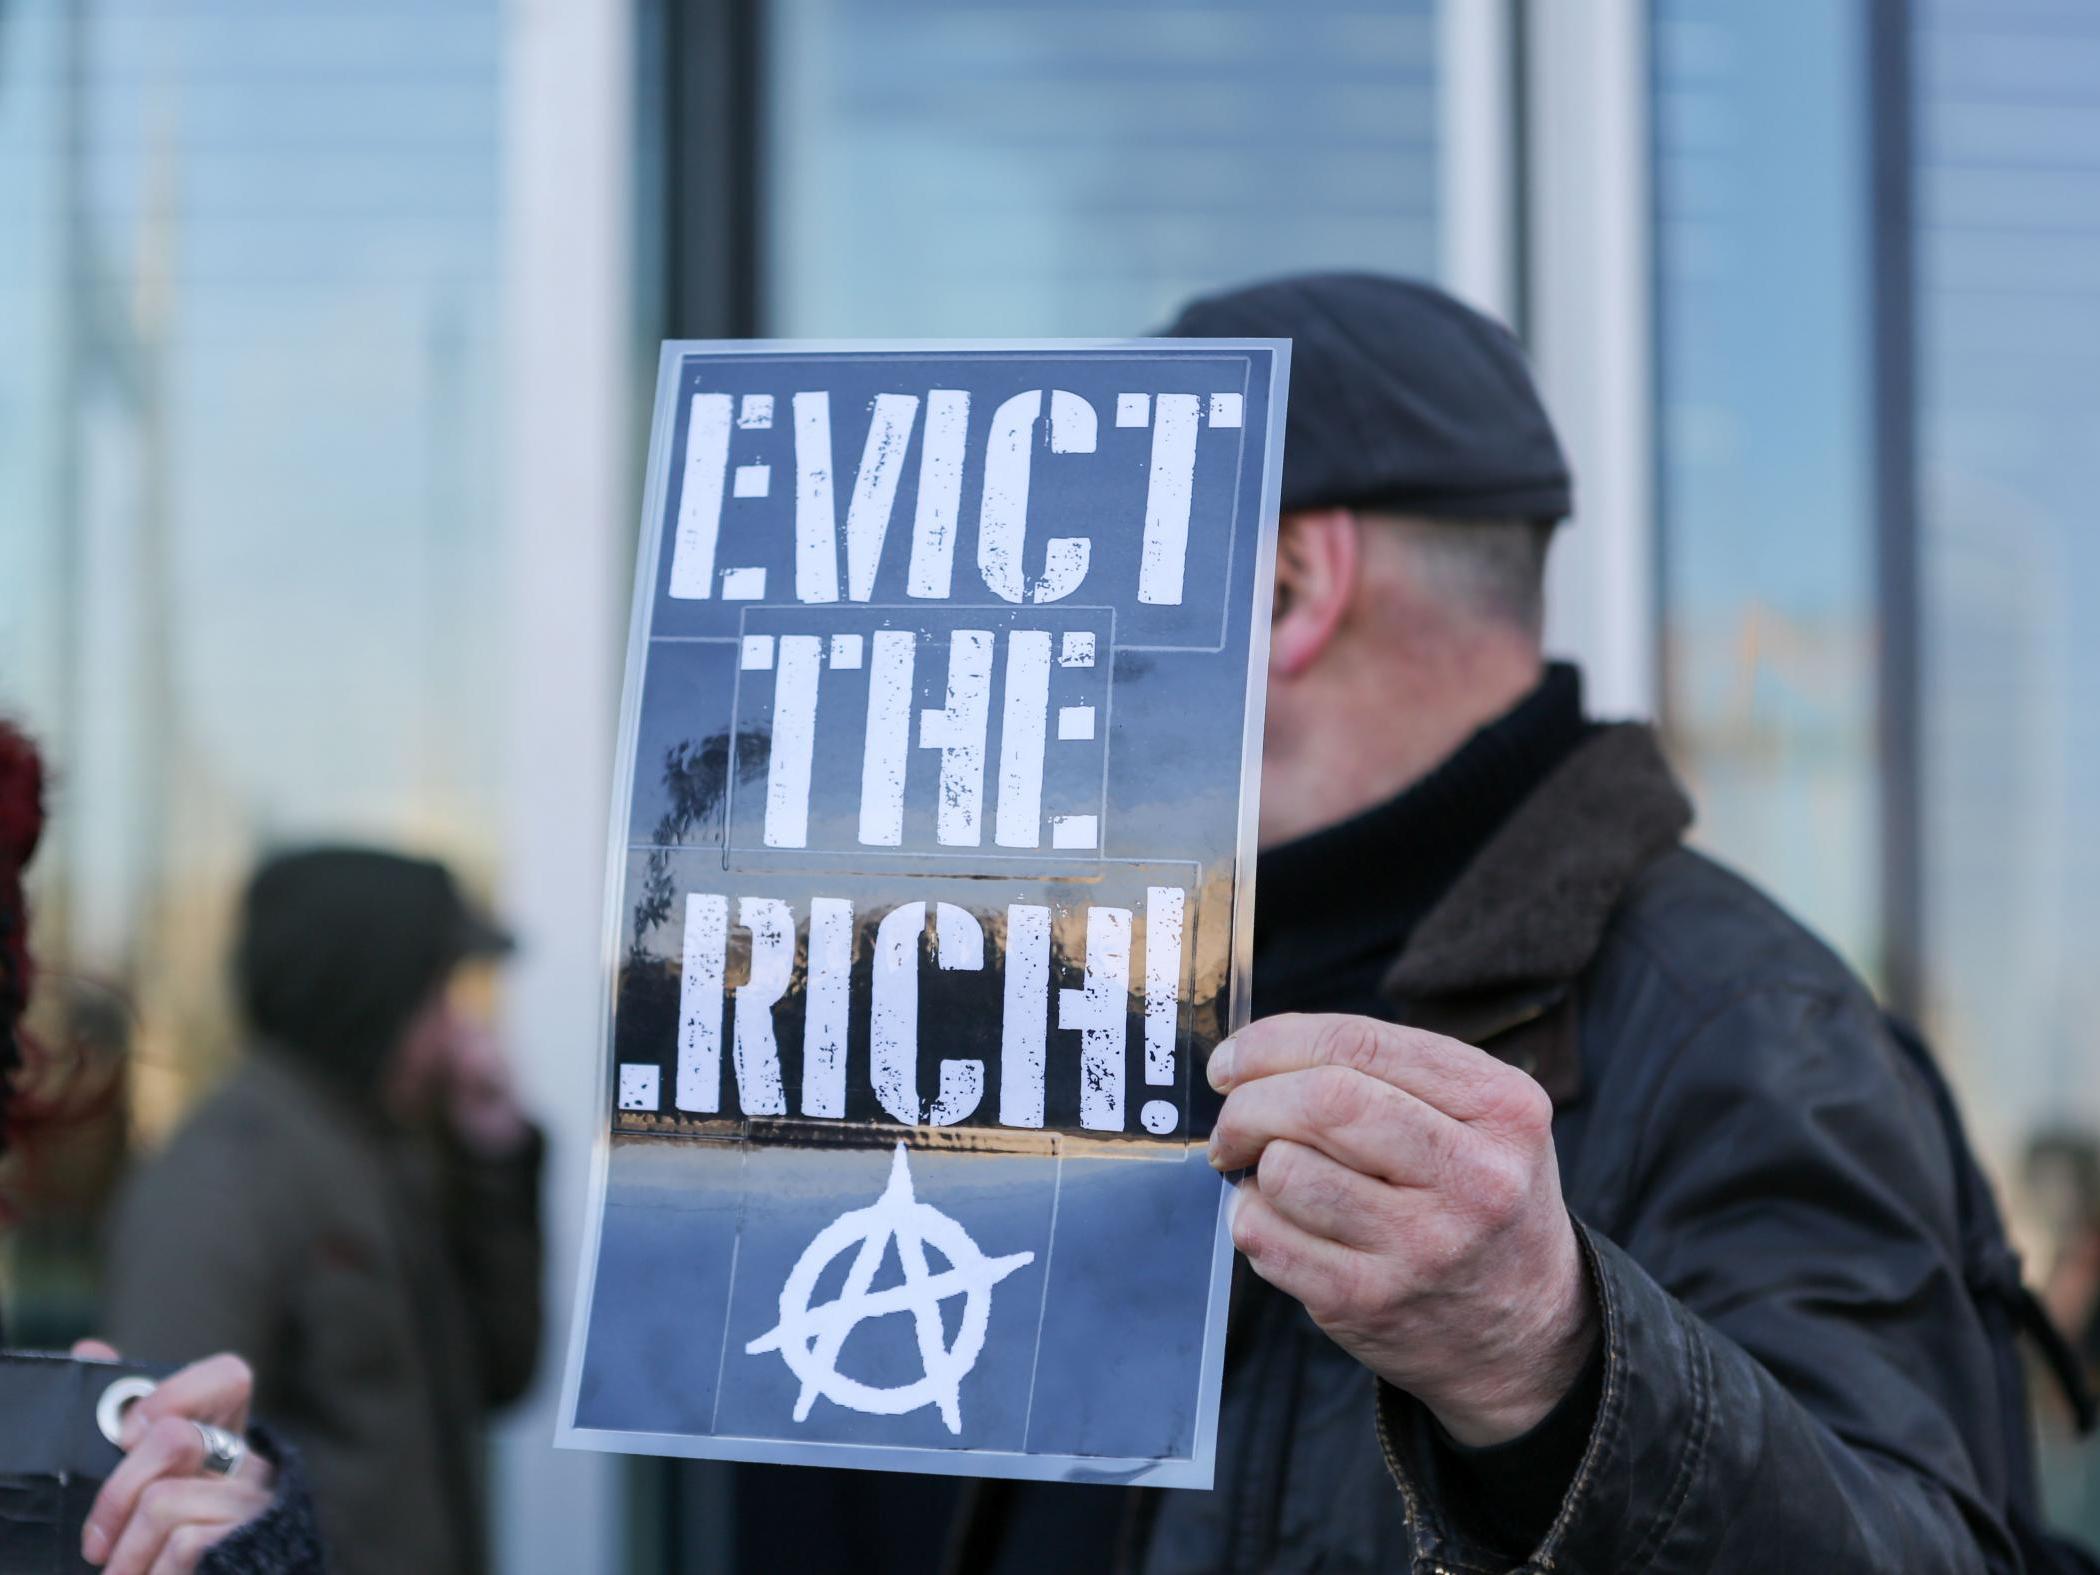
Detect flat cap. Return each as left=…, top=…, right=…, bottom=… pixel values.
left=1163, top=272, right=1571, bottom=523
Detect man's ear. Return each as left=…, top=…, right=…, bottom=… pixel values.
left=1269, top=508, right=1359, bottom=679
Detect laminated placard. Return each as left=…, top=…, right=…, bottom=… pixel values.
left=558, top=339, right=1288, bottom=1487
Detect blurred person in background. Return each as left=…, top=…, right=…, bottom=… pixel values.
left=102, top=847, right=544, bottom=1575
left=2, top=721, right=323, bottom=1572
left=2029, top=1131, right=2100, bottom=1376
left=954, top=274, right=2075, bottom=1571
left=2028, top=1129, right=2100, bottom=1545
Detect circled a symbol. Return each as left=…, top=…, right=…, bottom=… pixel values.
left=745, top=1143, right=1035, bottom=1434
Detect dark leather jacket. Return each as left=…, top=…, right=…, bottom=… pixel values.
left=1139, top=723, right=2019, bottom=1573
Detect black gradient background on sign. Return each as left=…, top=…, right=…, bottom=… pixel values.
left=613, top=349, right=1268, bottom=1148
left=575, top=347, right=1272, bottom=1475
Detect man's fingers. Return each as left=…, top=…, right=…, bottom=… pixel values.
left=122, top=1354, right=253, bottom=1446
left=1230, top=1179, right=1375, bottom=1326
left=100, top=1477, right=253, bottom=1575
left=1208, top=1013, right=1525, bottom=1125
left=1208, top=1063, right=1455, bottom=1181
left=72, top=1338, right=121, bottom=1361
left=1253, top=1138, right=1406, bottom=1251
left=84, top=1416, right=206, bottom=1565
left=148, top=1520, right=232, bottom=1575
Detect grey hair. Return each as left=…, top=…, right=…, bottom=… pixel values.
left=1368, top=512, right=1556, bottom=638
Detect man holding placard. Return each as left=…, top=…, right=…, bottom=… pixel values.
left=565, top=280, right=2036, bottom=1573
left=959, top=276, right=2031, bottom=1571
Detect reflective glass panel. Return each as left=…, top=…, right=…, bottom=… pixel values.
left=0, top=0, right=505, bottom=1154
left=1651, top=0, right=1881, bottom=979
left=1914, top=0, right=2100, bottom=1534
left=764, top=0, right=1441, bottom=337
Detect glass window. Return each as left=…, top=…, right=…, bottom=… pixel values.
left=1914, top=1, right=2100, bottom=1532
left=0, top=0, right=506, bottom=1323
left=1650, top=0, right=1882, bottom=979
left=763, top=0, right=1441, bottom=337
left=1916, top=0, right=2100, bottom=1146
left=1653, top=0, right=2100, bottom=1532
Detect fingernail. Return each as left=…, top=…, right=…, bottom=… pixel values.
left=1206, top=1131, right=1225, bottom=1170
left=1207, top=1040, right=1236, bottom=1091
left=82, top=1524, right=107, bottom=1565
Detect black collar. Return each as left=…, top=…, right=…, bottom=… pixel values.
left=1253, top=664, right=1589, bottom=1019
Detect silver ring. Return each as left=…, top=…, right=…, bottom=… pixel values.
left=96, top=1376, right=158, bottom=1447
left=193, top=1422, right=247, bottom=1478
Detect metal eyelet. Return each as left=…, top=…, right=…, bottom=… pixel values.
left=95, top=1376, right=159, bottom=1447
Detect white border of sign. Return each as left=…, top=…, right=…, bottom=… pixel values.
left=556, top=338, right=1289, bottom=1487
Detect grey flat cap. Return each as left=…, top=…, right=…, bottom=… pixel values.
left=1163, top=272, right=1572, bottom=523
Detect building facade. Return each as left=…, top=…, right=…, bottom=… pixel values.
left=2, top=0, right=2096, bottom=1563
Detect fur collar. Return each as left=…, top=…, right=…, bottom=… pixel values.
left=1383, top=723, right=1691, bottom=999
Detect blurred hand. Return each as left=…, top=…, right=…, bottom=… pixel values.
left=2042, top=1229, right=2100, bottom=1351
left=74, top=1343, right=277, bottom=1574
left=440, top=1014, right=530, bottom=1158
left=1206, top=1013, right=1596, bottom=1446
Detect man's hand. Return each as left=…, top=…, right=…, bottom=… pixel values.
left=440, top=1016, right=531, bottom=1158
left=74, top=1343, right=278, bottom=1574
left=1207, top=1013, right=1596, bottom=1446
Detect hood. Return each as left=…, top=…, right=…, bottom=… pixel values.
left=237, top=846, right=512, bottom=1091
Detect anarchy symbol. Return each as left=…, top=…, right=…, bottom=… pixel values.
left=745, top=1143, right=1036, bottom=1435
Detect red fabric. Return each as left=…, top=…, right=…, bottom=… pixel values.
left=0, top=722, right=47, bottom=1187
left=0, top=723, right=41, bottom=863
left=0, top=721, right=43, bottom=1023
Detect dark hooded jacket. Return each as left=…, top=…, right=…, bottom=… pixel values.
left=962, top=678, right=2021, bottom=1573
left=101, top=850, right=543, bottom=1575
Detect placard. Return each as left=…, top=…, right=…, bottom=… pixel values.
left=558, top=339, right=1287, bottom=1487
